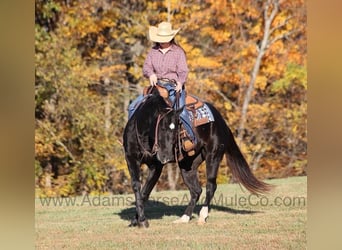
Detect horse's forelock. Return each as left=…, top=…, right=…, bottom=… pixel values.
left=146, top=94, right=168, bottom=111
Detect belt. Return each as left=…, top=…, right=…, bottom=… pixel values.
left=157, top=78, right=177, bottom=87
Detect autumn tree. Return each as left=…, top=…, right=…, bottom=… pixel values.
left=35, top=0, right=307, bottom=196
left=181, top=0, right=306, bottom=177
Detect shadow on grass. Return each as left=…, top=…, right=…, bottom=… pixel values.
left=116, top=200, right=259, bottom=222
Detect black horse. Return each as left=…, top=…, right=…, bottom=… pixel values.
left=123, top=88, right=272, bottom=228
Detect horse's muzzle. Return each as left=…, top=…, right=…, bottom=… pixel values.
left=156, top=153, right=172, bottom=165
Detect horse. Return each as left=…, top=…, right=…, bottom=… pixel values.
left=123, top=87, right=272, bottom=228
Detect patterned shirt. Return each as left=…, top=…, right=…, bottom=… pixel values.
left=143, top=44, right=189, bottom=84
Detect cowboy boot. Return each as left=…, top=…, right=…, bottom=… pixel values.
left=183, top=139, right=195, bottom=156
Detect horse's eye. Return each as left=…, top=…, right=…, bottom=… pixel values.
left=169, top=123, right=175, bottom=130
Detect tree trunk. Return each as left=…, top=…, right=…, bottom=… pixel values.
left=104, top=77, right=111, bottom=138
left=237, top=0, right=280, bottom=142
left=123, top=80, right=130, bottom=125
left=167, top=163, right=180, bottom=190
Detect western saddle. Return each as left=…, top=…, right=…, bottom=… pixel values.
left=143, top=84, right=209, bottom=156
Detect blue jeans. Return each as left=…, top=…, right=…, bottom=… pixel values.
left=164, top=84, right=196, bottom=143
left=128, top=83, right=196, bottom=143
left=128, top=94, right=144, bottom=120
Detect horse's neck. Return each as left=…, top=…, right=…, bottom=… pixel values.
left=137, top=96, right=166, bottom=128
left=137, top=106, right=159, bottom=130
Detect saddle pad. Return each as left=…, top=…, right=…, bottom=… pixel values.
left=188, top=103, right=215, bottom=127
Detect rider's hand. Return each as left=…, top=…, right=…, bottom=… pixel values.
left=149, top=74, right=157, bottom=86
left=175, top=81, right=183, bottom=92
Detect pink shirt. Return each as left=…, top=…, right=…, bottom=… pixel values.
left=143, top=44, right=189, bottom=84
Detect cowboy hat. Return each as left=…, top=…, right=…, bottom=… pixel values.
left=148, top=21, right=180, bottom=43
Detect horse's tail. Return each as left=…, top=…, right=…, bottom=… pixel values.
left=224, top=127, right=273, bottom=195
left=205, top=101, right=273, bottom=195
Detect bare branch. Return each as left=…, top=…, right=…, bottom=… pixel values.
left=269, top=2, right=279, bottom=22
left=214, top=89, right=238, bottom=109
left=270, top=16, right=293, bottom=34
left=268, top=28, right=301, bottom=46
left=238, top=0, right=280, bottom=141
left=264, top=0, right=279, bottom=26
left=264, top=0, right=270, bottom=20
left=260, top=0, right=280, bottom=53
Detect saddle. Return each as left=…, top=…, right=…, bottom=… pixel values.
left=143, top=85, right=209, bottom=127
left=185, top=95, right=209, bottom=127
left=143, top=84, right=214, bottom=157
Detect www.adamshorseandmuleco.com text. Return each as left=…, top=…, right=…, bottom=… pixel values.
left=38, top=193, right=306, bottom=208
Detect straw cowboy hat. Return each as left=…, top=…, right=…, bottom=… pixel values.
left=148, top=21, right=180, bottom=43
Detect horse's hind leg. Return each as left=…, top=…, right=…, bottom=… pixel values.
left=141, top=164, right=163, bottom=202
left=198, top=144, right=224, bottom=224
left=174, top=155, right=203, bottom=223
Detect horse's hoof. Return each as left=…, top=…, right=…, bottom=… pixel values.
left=129, top=219, right=138, bottom=227
left=198, top=206, right=209, bottom=225
left=173, top=214, right=190, bottom=224
left=138, top=219, right=149, bottom=228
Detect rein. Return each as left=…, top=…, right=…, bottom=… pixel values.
left=152, top=108, right=173, bottom=154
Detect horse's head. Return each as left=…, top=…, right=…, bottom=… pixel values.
left=154, top=107, right=183, bottom=164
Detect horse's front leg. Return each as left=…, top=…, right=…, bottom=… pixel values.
left=127, top=159, right=149, bottom=228
left=130, top=178, right=149, bottom=228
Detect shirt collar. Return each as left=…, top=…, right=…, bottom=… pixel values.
left=158, top=44, right=174, bottom=54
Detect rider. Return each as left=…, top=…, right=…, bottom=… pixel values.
left=128, top=21, right=195, bottom=152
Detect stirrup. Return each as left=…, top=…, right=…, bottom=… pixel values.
left=179, top=126, right=196, bottom=156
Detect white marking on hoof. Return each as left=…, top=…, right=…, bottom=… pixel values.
left=173, top=214, right=190, bottom=224
left=198, top=206, right=209, bottom=224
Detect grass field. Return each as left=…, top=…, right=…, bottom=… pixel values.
left=35, top=176, right=306, bottom=249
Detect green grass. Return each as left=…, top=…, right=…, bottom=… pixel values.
left=35, top=176, right=306, bottom=249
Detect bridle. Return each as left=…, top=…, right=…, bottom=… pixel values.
left=134, top=107, right=175, bottom=157
left=135, top=84, right=181, bottom=161
left=151, top=108, right=173, bottom=154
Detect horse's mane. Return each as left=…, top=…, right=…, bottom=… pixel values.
left=135, top=93, right=168, bottom=119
